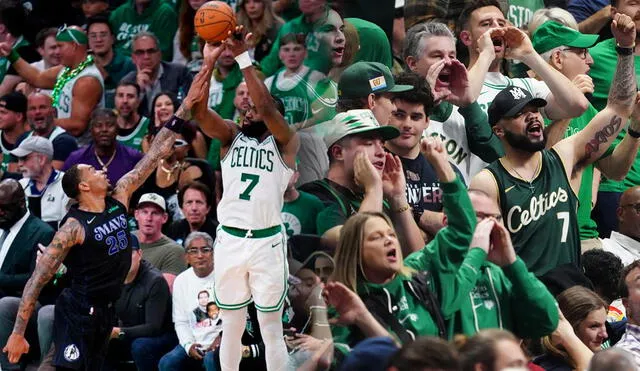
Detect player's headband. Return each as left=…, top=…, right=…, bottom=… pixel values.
left=56, top=25, right=88, bottom=45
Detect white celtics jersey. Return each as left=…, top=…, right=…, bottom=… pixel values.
left=476, top=72, right=551, bottom=115
left=56, top=64, right=104, bottom=119
left=427, top=106, right=486, bottom=184
left=218, top=133, right=294, bottom=229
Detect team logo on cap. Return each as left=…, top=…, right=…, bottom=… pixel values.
left=369, top=76, right=387, bottom=92
left=509, top=87, right=527, bottom=100
left=64, top=344, right=80, bottom=362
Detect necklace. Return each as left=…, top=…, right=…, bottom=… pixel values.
left=51, top=55, right=94, bottom=108
left=159, top=159, right=182, bottom=181
left=503, top=155, right=541, bottom=193
left=95, top=149, right=116, bottom=172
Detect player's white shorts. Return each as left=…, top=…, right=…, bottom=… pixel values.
left=214, top=225, right=288, bottom=312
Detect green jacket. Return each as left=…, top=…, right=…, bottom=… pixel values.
left=448, top=258, right=558, bottom=339
left=110, top=0, right=178, bottom=60
left=331, top=177, right=485, bottom=347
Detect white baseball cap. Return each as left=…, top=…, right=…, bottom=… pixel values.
left=137, top=193, right=166, bottom=211
left=323, top=109, right=400, bottom=148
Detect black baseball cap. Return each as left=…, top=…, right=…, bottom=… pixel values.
left=488, top=86, right=547, bottom=126
left=0, top=92, right=27, bottom=114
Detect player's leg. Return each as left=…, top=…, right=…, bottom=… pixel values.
left=256, top=309, right=288, bottom=371
left=219, top=306, right=248, bottom=371
left=248, top=231, right=288, bottom=370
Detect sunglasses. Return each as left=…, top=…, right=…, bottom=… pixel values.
left=133, top=48, right=159, bottom=56
left=58, top=24, right=81, bottom=44
left=173, top=139, right=188, bottom=147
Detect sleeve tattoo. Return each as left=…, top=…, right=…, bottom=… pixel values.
left=13, top=218, right=84, bottom=335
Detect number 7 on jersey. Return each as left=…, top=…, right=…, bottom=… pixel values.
left=239, top=173, right=260, bottom=200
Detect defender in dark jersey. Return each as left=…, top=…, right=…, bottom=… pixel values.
left=470, top=13, right=637, bottom=277
left=1, top=62, right=215, bottom=369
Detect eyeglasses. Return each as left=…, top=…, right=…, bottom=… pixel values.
left=186, top=246, right=213, bottom=255
left=621, top=203, right=640, bottom=214
left=133, top=48, right=159, bottom=56
left=560, top=47, right=589, bottom=60
left=475, top=212, right=503, bottom=222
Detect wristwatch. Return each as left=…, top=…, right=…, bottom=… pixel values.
left=118, top=330, right=126, bottom=340
left=616, top=43, right=635, bottom=56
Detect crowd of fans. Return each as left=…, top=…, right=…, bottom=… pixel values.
left=1, top=0, right=640, bottom=370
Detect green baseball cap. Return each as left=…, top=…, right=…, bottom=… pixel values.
left=323, top=109, right=400, bottom=148
left=531, top=21, right=598, bottom=55
left=338, top=62, right=412, bottom=99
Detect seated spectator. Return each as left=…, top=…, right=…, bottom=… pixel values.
left=167, top=182, right=218, bottom=246
left=282, top=168, right=324, bottom=237
left=87, top=15, right=136, bottom=109
left=29, top=27, right=61, bottom=96
left=588, top=347, right=637, bottom=371
left=603, top=186, right=640, bottom=265
left=0, top=92, right=28, bottom=173
left=237, top=0, right=284, bottom=62
left=0, top=1, right=41, bottom=96
left=338, top=337, right=400, bottom=371
left=173, top=0, right=205, bottom=75
left=0, top=179, right=55, bottom=370
left=264, top=33, right=325, bottom=125
left=311, top=252, right=333, bottom=284
left=535, top=286, right=604, bottom=370
left=63, top=108, right=144, bottom=188
left=142, top=91, right=207, bottom=158
left=458, top=329, right=528, bottom=371
left=121, top=32, right=192, bottom=117
left=12, top=136, right=69, bottom=230
left=115, top=82, right=150, bottom=152
left=21, top=92, right=78, bottom=170
left=109, top=0, right=178, bottom=60
left=134, top=193, right=187, bottom=290
left=328, top=138, right=483, bottom=348
left=447, top=189, right=558, bottom=339
left=615, top=260, right=640, bottom=367
left=159, top=232, right=221, bottom=371
left=103, top=235, right=177, bottom=371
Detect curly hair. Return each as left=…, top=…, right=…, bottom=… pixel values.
left=392, top=71, right=436, bottom=116
left=582, top=249, right=623, bottom=304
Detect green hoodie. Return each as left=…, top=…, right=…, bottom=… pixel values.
left=110, top=0, right=178, bottom=60
left=448, top=258, right=558, bottom=339
left=331, top=177, right=485, bottom=346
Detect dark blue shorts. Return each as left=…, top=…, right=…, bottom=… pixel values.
left=52, top=289, right=113, bottom=370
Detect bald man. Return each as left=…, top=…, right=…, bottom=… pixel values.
left=588, top=348, right=637, bottom=371
left=22, top=92, right=78, bottom=170
left=602, top=186, right=640, bottom=265
left=0, top=25, right=104, bottom=144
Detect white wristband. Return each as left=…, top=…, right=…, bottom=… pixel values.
left=234, top=51, right=252, bottom=70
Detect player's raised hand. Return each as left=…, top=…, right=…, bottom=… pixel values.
left=224, top=25, right=253, bottom=57
left=3, top=333, right=29, bottom=364
left=612, top=12, right=636, bottom=47
left=182, top=63, right=211, bottom=111
left=502, top=26, right=535, bottom=61
left=202, top=42, right=226, bottom=68
left=353, top=150, right=382, bottom=191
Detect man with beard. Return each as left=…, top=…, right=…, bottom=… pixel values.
left=191, top=30, right=299, bottom=371
left=20, top=93, right=77, bottom=170
left=470, top=12, right=638, bottom=278
left=114, top=82, right=149, bottom=152
left=63, top=109, right=143, bottom=188
left=0, top=59, right=203, bottom=367
left=0, top=179, right=54, bottom=370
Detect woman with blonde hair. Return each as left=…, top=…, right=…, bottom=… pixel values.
left=534, top=286, right=604, bottom=370
left=329, top=138, right=487, bottom=346
left=236, top=0, right=284, bottom=61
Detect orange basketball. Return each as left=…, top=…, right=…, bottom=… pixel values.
left=194, top=1, right=236, bottom=43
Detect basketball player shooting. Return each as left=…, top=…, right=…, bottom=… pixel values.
left=1, top=62, right=213, bottom=369
left=191, top=27, right=298, bottom=371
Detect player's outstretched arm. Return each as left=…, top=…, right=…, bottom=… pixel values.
left=193, top=43, right=238, bottom=147
left=3, top=218, right=85, bottom=364
left=554, top=13, right=637, bottom=172
left=226, top=27, right=299, bottom=166
left=0, top=43, right=62, bottom=89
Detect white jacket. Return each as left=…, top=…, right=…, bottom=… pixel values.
left=19, top=170, right=69, bottom=227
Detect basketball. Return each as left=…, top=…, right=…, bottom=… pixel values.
left=194, top=1, right=236, bottom=43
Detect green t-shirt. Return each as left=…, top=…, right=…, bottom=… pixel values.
left=110, top=0, right=178, bottom=60
left=282, top=190, right=325, bottom=237
left=346, top=18, right=393, bottom=69
left=117, top=116, right=150, bottom=152
left=507, top=0, right=544, bottom=28
left=590, top=40, right=640, bottom=193
left=563, top=104, right=600, bottom=240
